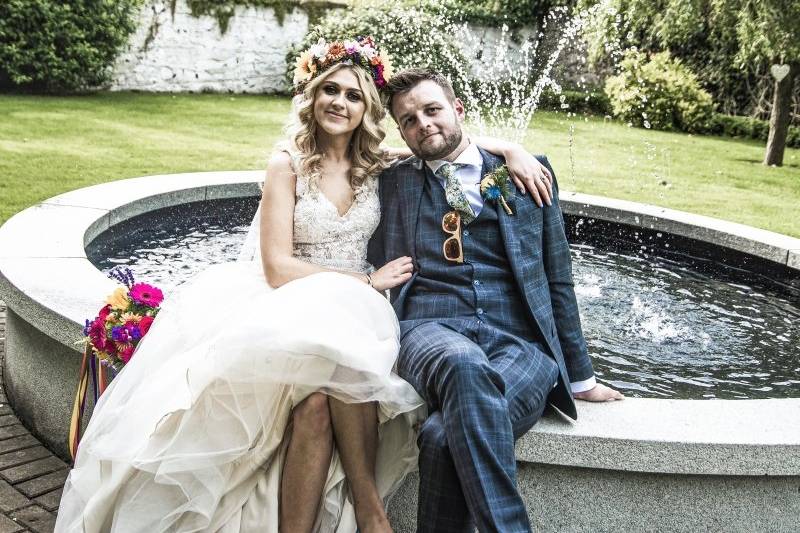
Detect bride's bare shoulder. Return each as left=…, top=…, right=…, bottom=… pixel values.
left=265, top=151, right=297, bottom=187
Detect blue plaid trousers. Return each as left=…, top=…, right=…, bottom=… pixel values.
left=398, top=318, right=559, bottom=533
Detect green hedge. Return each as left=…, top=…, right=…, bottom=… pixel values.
left=537, top=88, right=612, bottom=115
left=0, top=0, right=141, bottom=93
left=604, top=50, right=715, bottom=133
left=426, top=0, right=574, bottom=28
left=709, top=114, right=800, bottom=148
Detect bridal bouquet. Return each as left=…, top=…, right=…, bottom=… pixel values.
left=83, top=267, right=164, bottom=371
left=72, top=267, right=164, bottom=458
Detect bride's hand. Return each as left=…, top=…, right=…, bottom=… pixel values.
left=371, top=256, right=414, bottom=291
left=503, top=144, right=553, bottom=207
left=472, top=136, right=553, bottom=207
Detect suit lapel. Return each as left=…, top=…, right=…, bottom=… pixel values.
left=479, top=149, right=559, bottom=357
left=398, top=159, right=426, bottom=259
left=478, top=148, right=523, bottom=265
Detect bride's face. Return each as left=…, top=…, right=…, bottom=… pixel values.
left=313, top=67, right=367, bottom=137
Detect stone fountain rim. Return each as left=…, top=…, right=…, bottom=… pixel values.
left=0, top=170, right=798, bottom=476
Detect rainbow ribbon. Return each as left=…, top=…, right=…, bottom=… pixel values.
left=68, top=345, right=109, bottom=461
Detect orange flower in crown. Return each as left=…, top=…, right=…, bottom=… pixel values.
left=292, top=36, right=394, bottom=94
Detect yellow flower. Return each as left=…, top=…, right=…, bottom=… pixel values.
left=293, top=50, right=316, bottom=85
left=106, top=287, right=130, bottom=310
left=120, top=312, right=142, bottom=323
left=480, top=176, right=496, bottom=193
left=379, top=50, right=394, bottom=81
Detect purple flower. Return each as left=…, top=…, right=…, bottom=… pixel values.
left=108, top=267, right=135, bottom=289
left=111, top=326, right=128, bottom=343
left=129, top=325, right=142, bottom=341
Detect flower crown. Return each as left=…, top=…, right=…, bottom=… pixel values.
left=292, top=35, right=394, bottom=94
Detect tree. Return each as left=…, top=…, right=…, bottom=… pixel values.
left=733, top=0, right=800, bottom=166
left=581, top=0, right=799, bottom=165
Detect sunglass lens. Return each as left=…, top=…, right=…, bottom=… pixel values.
left=444, top=237, right=461, bottom=260
left=443, top=212, right=459, bottom=232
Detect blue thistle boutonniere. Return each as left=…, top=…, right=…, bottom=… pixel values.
left=480, top=165, right=514, bottom=215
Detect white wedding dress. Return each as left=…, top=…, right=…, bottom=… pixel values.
left=56, top=157, right=425, bottom=532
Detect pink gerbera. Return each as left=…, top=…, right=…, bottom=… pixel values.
left=129, top=283, right=164, bottom=307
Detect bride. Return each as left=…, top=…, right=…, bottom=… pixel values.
left=56, top=36, right=553, bottom=533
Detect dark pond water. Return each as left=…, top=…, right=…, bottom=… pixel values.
left=87, top=199, right=800, bottom=400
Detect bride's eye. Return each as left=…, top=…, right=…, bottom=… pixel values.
left=323, top=85, right=337, bottom=95
left=347, top=91, right=362, bottom=102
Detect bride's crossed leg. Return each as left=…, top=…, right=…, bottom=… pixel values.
left=281, top=393, right=391, bottom=533
left=280, top=393, right=333, bottom=532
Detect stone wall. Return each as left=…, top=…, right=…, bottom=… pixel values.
left=110, top=0, right=315, bottom=93
left=109, top=0, right=595, bottom=94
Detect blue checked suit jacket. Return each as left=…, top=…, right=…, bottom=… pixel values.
left=368, top=148, right=594, bottom=419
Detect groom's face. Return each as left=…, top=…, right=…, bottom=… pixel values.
left=392, top=80, right=465, bottom=161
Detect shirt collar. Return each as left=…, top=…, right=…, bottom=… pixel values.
left=425, top=142, right=482, bottom=175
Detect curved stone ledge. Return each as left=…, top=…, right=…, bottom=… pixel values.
left=1, top=172, right=798, bottom=529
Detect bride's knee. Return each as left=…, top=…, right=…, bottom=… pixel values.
left=292, top=392, right=332, bottom=439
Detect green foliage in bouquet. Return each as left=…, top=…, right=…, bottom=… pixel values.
left=604, top=50, right=714, bottom=133
left=0, top=0, right=141, bottom=93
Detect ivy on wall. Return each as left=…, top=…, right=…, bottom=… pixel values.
left=177, top=0, right=336, bottom=33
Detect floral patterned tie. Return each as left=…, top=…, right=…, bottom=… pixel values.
left=437, top=163, right=476, bottom=225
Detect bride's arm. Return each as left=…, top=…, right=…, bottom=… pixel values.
left=259, top=152, right=412, bottom=290
left=382, top=145, right=413, bottom=162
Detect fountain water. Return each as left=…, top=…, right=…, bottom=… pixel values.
left=0, top=3, right=798, bottom=529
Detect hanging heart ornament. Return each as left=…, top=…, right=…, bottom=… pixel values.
left=770, top=64, right=790, bottom=82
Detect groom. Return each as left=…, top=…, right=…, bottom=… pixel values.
left=368, top=68, right=622, bottom=532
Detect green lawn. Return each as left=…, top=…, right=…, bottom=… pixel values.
left=1, top=92, right=798, bottom=236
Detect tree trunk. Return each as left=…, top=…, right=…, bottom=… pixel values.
left=764, top=62, right=799, bottom=166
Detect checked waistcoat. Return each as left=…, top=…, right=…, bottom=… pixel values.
left=403, top=167, right=543, bottom=344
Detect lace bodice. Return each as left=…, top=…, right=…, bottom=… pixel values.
left=291, top=157, right=380, bottom=274
left=237, top=151, right=381, bottom=273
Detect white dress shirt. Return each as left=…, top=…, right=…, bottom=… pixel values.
left=425, top=143, right=597, bottom=394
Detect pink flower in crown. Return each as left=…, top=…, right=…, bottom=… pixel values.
left=327, top=42, right=347, bottom=61
left=129, top=283, right=164, bottom=307
left=374, top=64, right=386, bottom=87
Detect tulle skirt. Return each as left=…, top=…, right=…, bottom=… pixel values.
left=56, top=262, right=425, bottom=532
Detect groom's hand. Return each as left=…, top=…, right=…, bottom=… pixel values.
left=574, top=383, right=624, bottom=402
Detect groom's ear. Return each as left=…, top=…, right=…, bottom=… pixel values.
left=453, top=98, right=466, bottom=122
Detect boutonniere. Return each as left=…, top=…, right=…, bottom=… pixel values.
left=480, top=165, right=514, bottom=215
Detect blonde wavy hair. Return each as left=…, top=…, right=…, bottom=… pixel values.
left=284, top=63, right=389, bottom=190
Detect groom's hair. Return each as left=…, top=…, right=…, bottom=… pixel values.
left=384, top=68, right=456, bottom=121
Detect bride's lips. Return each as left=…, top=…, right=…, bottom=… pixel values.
left=326, top=110, right=348, bottom=120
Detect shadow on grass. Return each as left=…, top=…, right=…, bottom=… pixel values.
left=732, top=156, right=800, bottom=169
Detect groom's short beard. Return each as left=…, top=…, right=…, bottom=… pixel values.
left=414, top=129, right=463, bottom=161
